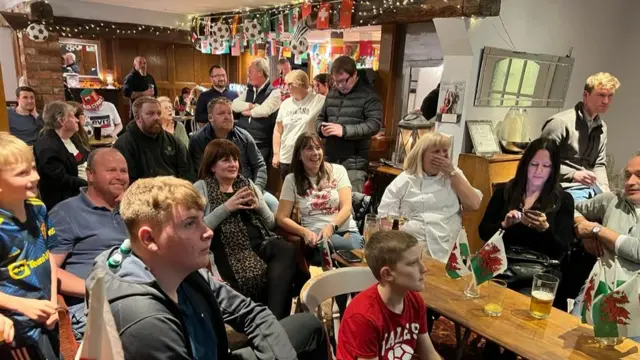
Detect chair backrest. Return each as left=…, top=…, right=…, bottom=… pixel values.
left=301, top=267, right=377, bottom=311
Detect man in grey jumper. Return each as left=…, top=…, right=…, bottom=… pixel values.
left=571, top=152, right=640, bottom=337
left=541, top=72, right=620, bottom=203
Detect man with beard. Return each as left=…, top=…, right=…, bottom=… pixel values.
left=194, top=65, right=239, bottom=124
left=123, top=56, right=158, bottom=119
left=8, top=86, right=43, bottom=145
left=49, top=148, right=130, bottom=339
left=114, top=97, right=194, bottom=183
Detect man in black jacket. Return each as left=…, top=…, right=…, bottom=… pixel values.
left=114, top=97, right=194, bottom=183
left=232, top=58, right=281, bottom=163
left=123, top=56, right=157, bottom=119
left=194, top=65, right=239, bottom=124
left=86, top=176, right=328, bottom=359
left=315, top=56, right=382, bottom=192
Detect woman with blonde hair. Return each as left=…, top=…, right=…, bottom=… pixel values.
left=273, top=69, right=326, bottom=179
left=377, top=131, right=482, bottom=262
left=157, top=96, right=189, bottom=147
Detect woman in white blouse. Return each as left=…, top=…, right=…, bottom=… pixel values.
left=378, top=132, right=482, bottom=262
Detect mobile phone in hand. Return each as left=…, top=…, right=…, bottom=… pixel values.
left=524, top=209, right=544, bottom=217
left=337, top=250, right=362, bottom=263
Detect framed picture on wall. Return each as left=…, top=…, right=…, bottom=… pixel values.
left=466, top=120, right=501, bottom=156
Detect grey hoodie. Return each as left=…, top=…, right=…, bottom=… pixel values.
left=86, top=247, right=297, bottom=360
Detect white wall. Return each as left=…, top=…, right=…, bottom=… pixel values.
left=414, top=65, right=443, bottom=108
left=455, top=0, right=630, bottom=160
left=0, top=27, right=17, bottom=100
left=597, top=1, right=640, bottom=172
left=48, top=0, right=190, bottom=29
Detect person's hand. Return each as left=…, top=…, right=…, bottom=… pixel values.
left=15, top=298, right=57, bottom=324
left=242, top=110, right=252, bottom=117
left=302, top=228, right=319, bottom=247
left=143, top=89, right=154, bottom=96
left=501, top=210, right=522, bottom=228
left=321, top=123, right=343, bottom=137
left=575, top=221, right=598, bottom=239
left=431, top=155, right=455, bottom=174
left=224, top=187, right=257, bottom=212
left=573, top=170, right=597, bottom=186
left=583, top=236, right=604, bottom=257
left=246, top=103, right=256, bottom=110
left=0, top=314, right=14, bottom=344
left=272, top=154, right=280, bottom=168
left=45, top=311, right=58, bottom=330
left=320, top=223, right=335, bottom=242
left=522, top=211, right=549, bottom=232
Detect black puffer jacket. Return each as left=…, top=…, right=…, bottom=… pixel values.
left=315, top=76, right=382, bottom=171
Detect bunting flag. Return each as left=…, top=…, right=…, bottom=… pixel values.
left=282, top=46, right=292, bottom=58
left=317, top=2, right=331, bottom=29
left=288, top=8, right=299, bottom=33
left=469, top=231, right=508, bottom=286
left=248, top=40, right=258, bottom=55
left=231, top=35, right=241, bottom=56
left=359, top=31, right=374, bottom=56
left=260, top=13, right=271, bottom=34
left=301, top=2, right=313, bottom=18
left=330, top=31, right=344, bottom=55
left=592, top=274, right=640, bottom=338
left=75, top=272, right=124, bottom=360
left=339, top=0, right=354, bottom=28
left=276, top=13, right=285, bottom=38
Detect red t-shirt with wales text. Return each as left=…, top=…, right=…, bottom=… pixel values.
left=337, top=284, right=427, bottom=360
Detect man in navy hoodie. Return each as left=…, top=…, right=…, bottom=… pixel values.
left=86, top=176, right=327, bottom=359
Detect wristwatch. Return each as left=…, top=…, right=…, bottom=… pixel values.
left=331, top=223, right=339, bottom=233
left=592, top=226, right=602, bottom=238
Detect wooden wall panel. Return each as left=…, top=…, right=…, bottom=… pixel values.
left=174, top=44, right=196, bottom=84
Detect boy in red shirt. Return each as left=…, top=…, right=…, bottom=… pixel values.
left=337, top=230, right=440, bottom=360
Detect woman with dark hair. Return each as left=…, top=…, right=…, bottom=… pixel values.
left=67, top=101, right=90, bottom=152
left=193, top=139, right=301, bottom=320
left=479, top=137, right=574, bottom=278
left=312, top=73, right=331, bottom=96
left=174, top=87, right=191, bottom=115
left=276, top=132, right=364, bottom=263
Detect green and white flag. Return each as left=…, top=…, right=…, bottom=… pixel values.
left=582, top=260, right=610, bottom=325
left=470, top=231, right=508, bottom=286
left=457, top=228, right=471, bottom=264
left=592, top=274, right=640, bottom=338
left=445, top=229, right=471, bottom=279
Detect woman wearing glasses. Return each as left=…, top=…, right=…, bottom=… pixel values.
left=272, top=70, right=325, bottom=179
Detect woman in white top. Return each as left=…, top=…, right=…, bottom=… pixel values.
left=378, top=132, right=482, bottom=262
left=272, top=70, right=326, bottom=180
left=276, top=132, right=364, bottom=262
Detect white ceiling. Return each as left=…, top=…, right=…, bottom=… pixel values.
left=78, top=0, right=288, bottom=15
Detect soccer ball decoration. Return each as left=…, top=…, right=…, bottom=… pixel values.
left=211, top=38, right=226, bottom=52
left=213, top=23, right=230, bottom=42
left=243, top=19, right=264, bottom=43
left=290, top=37, right=308, bottom=56
left=26, top=23, right=48, bottom=42
left=387, top=344, right=414, bottom=360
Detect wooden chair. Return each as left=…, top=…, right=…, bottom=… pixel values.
left=300, top=267, right=377, bottom=345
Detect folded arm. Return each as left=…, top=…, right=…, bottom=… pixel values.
left=250, top=90, right=281, bottom=118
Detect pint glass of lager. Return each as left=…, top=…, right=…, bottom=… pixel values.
left=529, top=273, right=559, bottom=319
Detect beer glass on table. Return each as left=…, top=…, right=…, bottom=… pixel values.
left=484, top=279, right=507, bottom=316
left=529, top=273, right=559, bottom=319
left=363, top=214, right=380, bottom=243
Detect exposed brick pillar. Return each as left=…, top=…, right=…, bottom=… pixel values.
left=16, top=31, right=65, bottom=109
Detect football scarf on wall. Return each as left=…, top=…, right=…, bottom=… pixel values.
left=469, top=230, right=508, bottom=286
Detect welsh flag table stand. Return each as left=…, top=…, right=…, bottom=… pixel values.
left=591, top=274, right=640, bottom=346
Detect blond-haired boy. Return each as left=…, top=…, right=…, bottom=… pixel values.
left=337, top=230, right=440, bottom=360
left=0, top=132, right=58, bottom=357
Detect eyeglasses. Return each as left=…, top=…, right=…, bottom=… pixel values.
left=333, top=73, right=353, bottom=87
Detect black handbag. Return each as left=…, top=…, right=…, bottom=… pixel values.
left=497, top=246, right=561, bottom=289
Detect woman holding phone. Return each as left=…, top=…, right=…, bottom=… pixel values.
left=478, top=138, right=574, bottom=281
left=194, top=139, right=300, bottom=319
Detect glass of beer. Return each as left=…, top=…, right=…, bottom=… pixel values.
left=529, top=273, right=559, bottom=319
left=363, top=214, right=380, bottom=242
left=483, top=279, right=507, bottom=316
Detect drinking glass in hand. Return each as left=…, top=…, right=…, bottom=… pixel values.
left=363, top=214, right=380, bottom=242
left=484, top=279, right=507, bottom=316
left=529, top=273, right=559, bottom=319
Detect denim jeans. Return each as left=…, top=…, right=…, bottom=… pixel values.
left=68, top=302, right=87, bottom=341
left=566, top=185, right=599, bottom=203
left=262, top=191, right=279, bottom=213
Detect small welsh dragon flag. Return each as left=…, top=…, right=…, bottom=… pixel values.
left=445, top=229, right=471, bottom=279
left=469, top=231, right=508, bottom=286
left=582, top=260, right=609, bottom=325
left=592, top=274, right=640, bottom=338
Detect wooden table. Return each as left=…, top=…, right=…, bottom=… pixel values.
left=334, top=250, right=640, bottom=360
left=88, top=136, right=114, bottom=148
